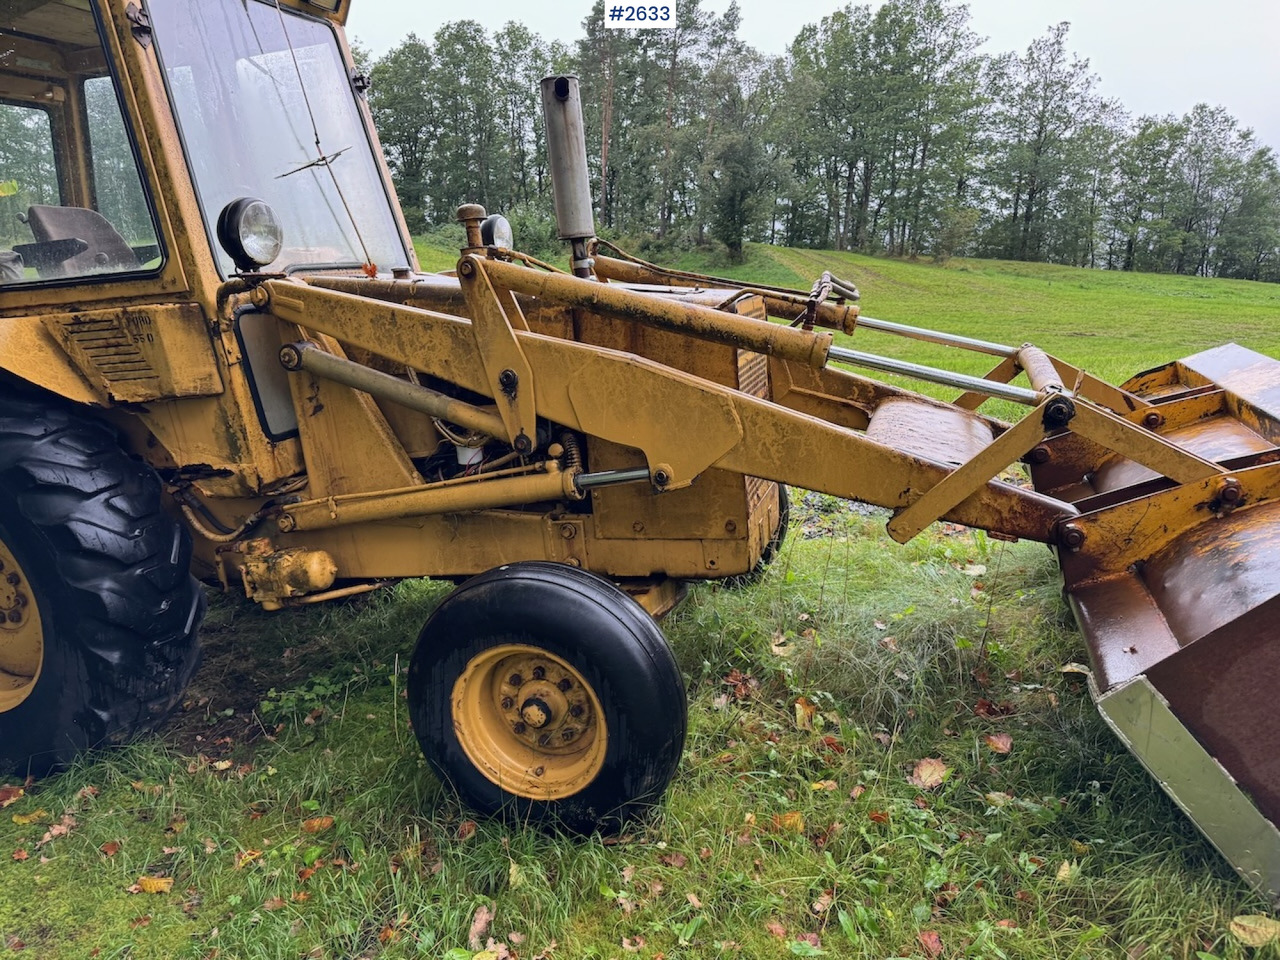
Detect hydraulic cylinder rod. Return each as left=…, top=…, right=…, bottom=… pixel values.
left=826, top=344, right=1041, bottom=404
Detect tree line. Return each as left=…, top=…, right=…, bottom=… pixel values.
left=364, top=0, right=1280, bottom=281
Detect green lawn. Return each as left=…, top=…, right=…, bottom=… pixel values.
left=3, top=245, right=1280, bottom=958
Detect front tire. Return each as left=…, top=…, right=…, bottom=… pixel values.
left=0, top=396, right=204, bottom=775
left=408, top=562, right=686, bottom=832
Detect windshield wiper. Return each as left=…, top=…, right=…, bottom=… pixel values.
left=276, top=145, right=351, bottom=179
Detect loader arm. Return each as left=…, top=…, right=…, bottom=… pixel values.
left=258, top=273, right=1078, bottom=543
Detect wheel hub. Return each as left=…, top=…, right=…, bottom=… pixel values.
left=452, top=643, right=606, bottom=800
left=0, top=538, right=42, bottom=713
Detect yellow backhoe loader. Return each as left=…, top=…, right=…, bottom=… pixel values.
left=3, top=0, right=1280, bottom=900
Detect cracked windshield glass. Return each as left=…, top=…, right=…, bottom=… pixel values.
left=147, top=0, right=408, bottom=276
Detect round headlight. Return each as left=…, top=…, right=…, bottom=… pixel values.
left=480, top=213, right=513, bottom=250
left=216, top=198, right=284, bottom=272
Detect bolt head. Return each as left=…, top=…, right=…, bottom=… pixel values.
left=6, top=573, right=19, bottom=586
left=512, top=722, right=526, bottom=735
left=508, top=673, right=523, bottom=686
left=7, top=610, right=20, bottom=623
left=532, top=666, right=545, bottom=680
left=561, top=729, right=575, bottom=741
left=501, top=696, right=514, bottom=710
left=537, top=734, right=551, bottom=747
left=569, top=704, right=584, bottom=718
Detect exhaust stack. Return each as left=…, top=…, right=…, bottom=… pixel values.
left=540, top=75, right=596, bottom=278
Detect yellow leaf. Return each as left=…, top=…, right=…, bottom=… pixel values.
left=302, top=816, right=335, bottom=834
left=810, top=780, right=838, bottom=792
left=908, top=758, right=950, bottom=790
left=136, top=875, right=173, bottom=894
left=771, top=811, right=806, bottom=834
left=11, top=809, right=48, bottom=826
left=794, top=697, right=816, bottom=731
left=1230, top=914, right=1280, bottom=947
left=508, top=859, right=525, bottom=889
left=212, top=760, right=233, bottom=772
left=1055, top=860, right=1078, bottom=883
left=0, top=180, right=18, bottom=198
left=1069, top=839, right=1092, bottom=856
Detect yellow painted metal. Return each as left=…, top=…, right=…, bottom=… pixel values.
left=285, top=333, right=421, bottom=498
left=1070, top=404, right=1223, bottom=486
left=457, top=257, right=539, bottom=451
left=278, top=462, right=583, bottom=532
left=886, top=400, right=1053, bottom=543
left=481, top=258, right=834, bottom=367
left=452, top=643, right=607, bottom=800
left=0, top=535, right=43, bottom=714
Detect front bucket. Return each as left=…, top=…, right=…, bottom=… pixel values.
left=1045, top=344, right=1280, bottom=901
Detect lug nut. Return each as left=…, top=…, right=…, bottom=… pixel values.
left=512, top=722, right=526, bottom=734
left=533, top=766, right=545, bottom=777
left=557, top=678, right=572, bottom=692
left=569, top=704, right=584, bottom=718
left=6, top=573, right=19, bottom=586
left=532, top=666, right=545, bottom=680
left=508, top=673, right=523, bottom=686
left=7, top=610, right=20, bottom=623
left=501, top=696, right=514, bottom=710
left=1143, top=411, right=1165, bottom=430
left=561, top=729, right=575, bottom=741
left=1218, top=478, right=1243, bottom=505
left=538, top=734, right=551, bottom=747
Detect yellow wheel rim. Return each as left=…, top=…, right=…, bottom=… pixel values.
left=452, top=643, right=607, bottom=801
left=0, top=536, right=42, bottom=713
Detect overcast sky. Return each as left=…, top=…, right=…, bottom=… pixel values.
left=347, top=0, right=1280, bottom=150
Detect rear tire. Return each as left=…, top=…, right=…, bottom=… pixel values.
left=408, top=562, right=686, bottom=832
left=0, top=396, right=204, bottom=775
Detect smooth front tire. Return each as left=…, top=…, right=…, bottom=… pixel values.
left=408, top=562, right=686, bottom=832
left=0, top=396, right=204, bottom=775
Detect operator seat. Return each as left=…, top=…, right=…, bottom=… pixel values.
left=25, top=204, right=139, bottom=276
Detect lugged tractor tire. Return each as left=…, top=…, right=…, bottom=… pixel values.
left=408, top=561, right=686, bottom=833
left=0, top=394, right=204, bottom=776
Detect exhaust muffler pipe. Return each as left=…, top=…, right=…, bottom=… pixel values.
left=540, top=75, right=596, bottom=278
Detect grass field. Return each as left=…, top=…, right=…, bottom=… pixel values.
left=4, top=243, right=1280, bottom=958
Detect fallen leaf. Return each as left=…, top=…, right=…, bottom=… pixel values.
left=723, top=669, right=759, bottom=700
left=622, top=936, right=646, bottom=952
left=262, top=897, right=286, bottom=911
left=100, top=841, right=121, bottom=857
left=983, top=733, right=1013, bottom=754
left=917, top=930, right=943, bottom=959
left=457, top=820, right=477, bottom=841
left=868, top=809, right=889, bottom=824
left=811, top=891, right=833, bottom=915
left=469, top=903, right=495, bottom=950
left=984, top=791, right=1013, bottom=807
left=811, top=780, right=838, bottom=792
left=166, top=815, right=187, bottom=835
left=766, top=921, right=787, bottom=940
left=135, top=875, right=174, bottom=894
left=12, top=849, right=28, bottom=862
left=771, top=811, right=806, bottom=834
left=212, top=759, right=232, bottom=772
left=4, top=936, right=23, bottom=952
left=1070, top=839, right=1092, bottom=856
left=908, top=758, right=950, bottom=790
left=819, top=736, right=845, bottom=755
left=997, top=919, right=1018, bottom=929
left=301, top=816, right=334, bottom=834
left=129, top=915, right=152, bottom=929
left=1230, top=915, right=1280, bottom=947
left=687, top=893, right=703, bottom=909
left=849, top=785, right=865, bottom=800
left=235, top=849, right=262, bottom=869
left=659, top=851, right=688, bottom=868
left=130, top=781, right=163, bottom=797
left=973, top=699, right=1015, bottom=718
left=76, top=786, right=100, bottom=801
left=0, top=786, right=24, bottom=808
left=291, top=892, right=310, bottom=903
left=1056, top=860, right=1079, bottom=883
left=11, top=808, right=47, bottom=826
left=794, top=697, right=816, bottom=731
left=508, top=859, right=525, bottom=889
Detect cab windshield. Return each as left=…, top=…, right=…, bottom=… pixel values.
left=147, top=0, right=409, bottom=276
